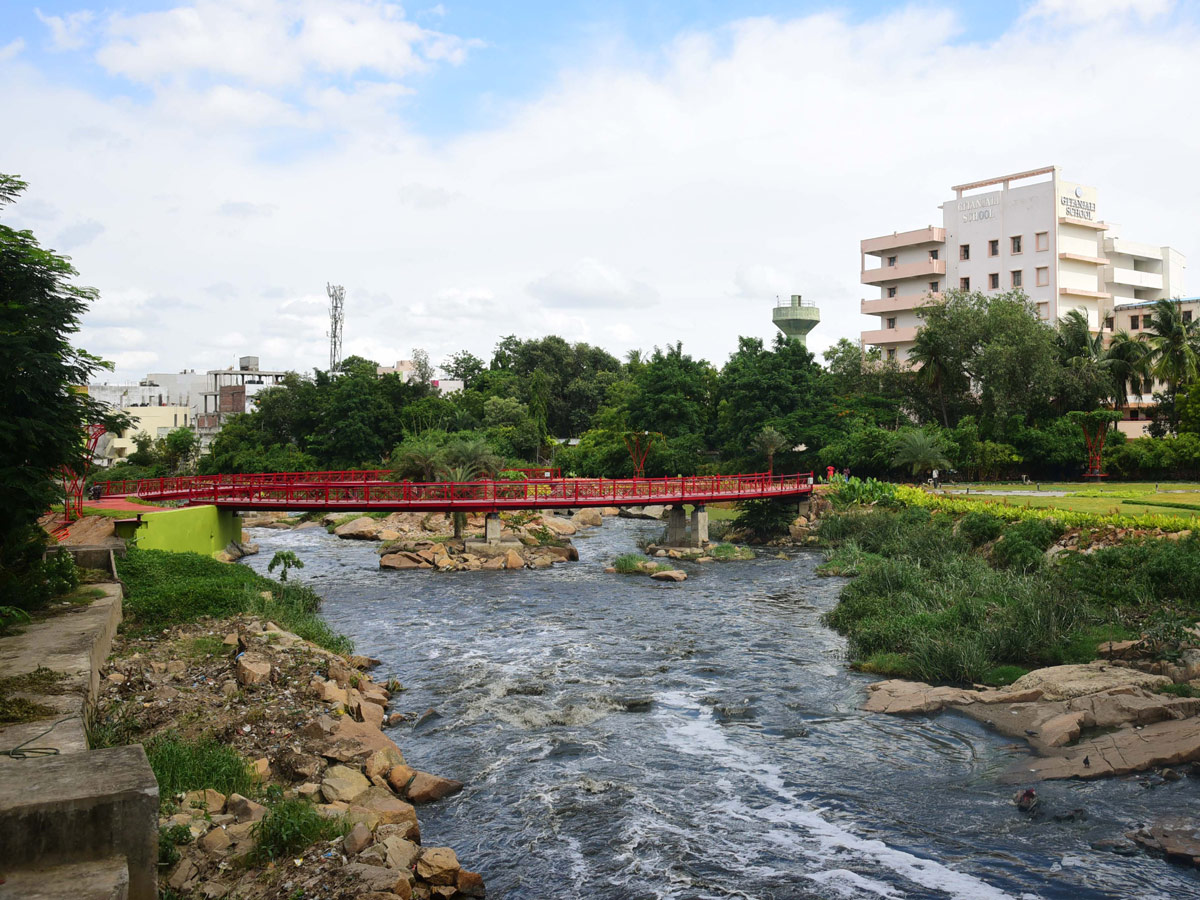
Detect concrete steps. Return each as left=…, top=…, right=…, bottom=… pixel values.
left=0, top=855, right=129, bottom=900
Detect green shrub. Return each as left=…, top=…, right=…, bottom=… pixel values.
left=815, top=541, right=882, bottom=577
left=145, top=733, right=253, bottom=801
left=249, top=799, right=347, bottom=863
left=158, top=824, right=192, bottom=867
left=856, top=651, right=913, bottom=676
left=613, top=553, right=647, bottom=574
left=732, top=498, right=796, bottom=542
left=115, top=550, right=351, bottom=654
left=1156, top=683, right=1198, bottom=698
left=958, top=511, right=1003, bottom=547
left=980, top=665, right=1029, bottom=686
left=991, top=537, right=1044, bottom=573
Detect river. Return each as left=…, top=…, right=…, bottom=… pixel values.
left=241, top=518, right=1200, bottom=899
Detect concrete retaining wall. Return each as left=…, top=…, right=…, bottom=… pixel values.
left=114, top=505, right=241, bottom=557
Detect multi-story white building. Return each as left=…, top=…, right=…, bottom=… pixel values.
left=860, top=166, right=1186, bottom=363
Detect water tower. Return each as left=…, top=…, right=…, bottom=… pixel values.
left=772, top=294, right=820, bottom=346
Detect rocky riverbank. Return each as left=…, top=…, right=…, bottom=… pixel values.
left=95, top=612, right=485, bottom=899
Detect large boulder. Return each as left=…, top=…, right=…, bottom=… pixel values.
left=572, top=508, right=603, bottom=527
left=380, top=552, right=427, bottom=570
left=539, top=515, right=577, bottom=536
left=620, top=505, right=665, bottom=520
left=863, top=679, right=979, bottom=714
left=650, top=569, right=687, bottom=583
left=335, top=516, right=382, bottom=540
left=405, top=771, right=464, bottom=804
left=236, top=654, right=272, bottom=686
left=322, top=765, right=371, bottom=803
left=416, top=847, right=461, bottom=886
left=1008, top=661, right=1173, bottom=700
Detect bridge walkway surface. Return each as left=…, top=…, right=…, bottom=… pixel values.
left=98, top=470, right=814, bottom=513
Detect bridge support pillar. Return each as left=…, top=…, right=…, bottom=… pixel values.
left=667, top=505, right=688, bottom=547
left=484, top=513, right=502, bottom=543
left=690, top=505, right=709, bottom=548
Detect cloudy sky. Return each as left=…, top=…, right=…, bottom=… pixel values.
left=2, top=0, right=1197, bottom=380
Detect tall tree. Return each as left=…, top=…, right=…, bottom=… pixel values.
left=0, top=174, right=127, bottom=608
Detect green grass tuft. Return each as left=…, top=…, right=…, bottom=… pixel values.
left=612, top=553, right=647, bottom=574
left=249, top=799, right=348, bottom=863
left=145, top=733, right=254, bottom=802
left=1155, top=683, right=1198, bottom=698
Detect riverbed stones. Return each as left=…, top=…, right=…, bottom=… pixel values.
left=504, top=549, right=525, bottom=570
left=1129, top=817, right=1200, bottom=866
left=539, top=515, right=577, bottom=536
left=863, top=680, right=978, bottom=714
left=365, top=747, right=405, bottom=780
left=1007, top=661, right=1172, bottom=700
left=405, top=771, right=464, bottom=804
left=1003, top=716, right=1200, bottom=782
left=235, top=654, right=271, bottom=686
left=1039, top=711, right=1086, bottom=747
left=343, top=821, right=373, bottom=855
left=322, top=765, right=371, bottom=803
left=572, top=508, right=603, bottom=527
left=380, top=552, right=425, bottom=570
left=335, top=517, right=381, bottom=539
left=184, top=789, right=226, bottom=815
left=416, top=846, right=461, bottom=885
left=650, top=569, right=687, bottom=582
left=226, top=792, right=266, bottom=823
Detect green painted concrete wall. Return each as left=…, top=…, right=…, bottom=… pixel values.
left=113, top=506, right=241, bottom=557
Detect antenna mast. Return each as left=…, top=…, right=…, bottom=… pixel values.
left=326, top=283, right=345, bottom=373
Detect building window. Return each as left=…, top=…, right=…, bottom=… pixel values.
left=959, top=244, right=970, bottom=260
left=988, top=273, right=999, bottom=290
left=1036, top=232, right=1049, bottom=252
left=1011, top=270, right=1023, bottom=288
left=1185, top=311, right=1193, bottom=324
left=960, top=277, right=970, bottom=290
left=887, top=348, right=896, bottom=361
left=1036, top=266, right=1049, bottom=287
left=887, top=286, right=897, bottom=298
left=1037, top=302, right=1049, bottom=320
left=1011, top=235, right=1023, bottom=254
left=887, top=256, right=897, bottom=267
left=1105, top=317, right=1114, bottom=330
left=1130, top=409, right=1140, bottom=420
left=1131, top=316, right=1140, bottom=330
left=929, top=281, right=939, bottom=292
left=988, top=239, right=999, bottom=257
left=929, top=249, right=939, bottom=261
left=886, top=317, right=897, bottom=329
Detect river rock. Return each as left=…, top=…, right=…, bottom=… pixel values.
left=344, top=821, right=373, bottom=855
left=1039, top=711, right=1086, bottom=747
left=184, top=789, right=226, bottom=815
left=539, top=515, right=577, bottom=536
left=355, top=787, right=419, bottom=829
left=226, top=793, right=267, bottom=823
left=650, top=569, right=687, bottom=582
left=601, top=507, right=620, bottom=516
left=1004, top=716, right=1200, bottom=782
left=335, top=516, right=381, bottom=539
left=457, top=870, right=486, bottom=898
left=1130, top=818, right=1200, bottom=866
left=481, top=556, right=505, bottom=570
left=1007, top=661, right=1173, bottom=700
left=572, top=508, right=603, bottom=527
left=322, top=765, right=371, bottom=803
left=416, top=847, right=461, bottom=885
left=863, top=679, right=978, bottom=714
left=341, top=863, right=409, bottom=894
left=380, top=552, right=426, bottom=570
left=365, top=747, right=405, bottom=779
left=504, top=549, right=525, bottom=570
left=620, top=505, right=666, bottom=520
left=405, top=771, right=464, bottom=804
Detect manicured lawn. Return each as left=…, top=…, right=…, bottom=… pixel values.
left=940, top=483, right=1200, bottom=520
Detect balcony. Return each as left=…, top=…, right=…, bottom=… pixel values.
left=1105, top=237, right=1163, bottom=261
left=1058, top=216, right=1108, bottom=231
left=1059, top=252, right=1109, bottom=266
left=861, top=259, right=945, bottom=285
left=861, top=226, right=945, bottom=256
left=862, top=326, right=919, bottom=346
left=1104, top=266, right=1163, bottom=291
left=1059, top=286, right=1111, bottom=301
left=861, top=292, right=942, bottom=316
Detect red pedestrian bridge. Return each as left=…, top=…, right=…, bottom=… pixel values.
left=97, top=470, right=815, bottom=513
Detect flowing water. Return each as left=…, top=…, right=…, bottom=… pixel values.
left=242, top=519, right=1200, bottom=899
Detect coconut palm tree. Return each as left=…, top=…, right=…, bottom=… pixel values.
left=442, top=437, right=503, bottom=478
left=1145, top=298, right=1200, bottom=397
left=752, top=427, right=787, bottom=474
left=1057, top=310, right=1151, bottom=408
left=391, top=432, right=444, bottom=482
left=891, top=430, right=951, bottom=480
left=908, top=329, right=958, bottom=428
left=1104, top=329, right=1152, bottom=408
left=440, top=463, right=479, bottom=539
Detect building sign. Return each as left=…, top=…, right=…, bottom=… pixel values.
left=957, top=194, right=999, bottom=222
left=1060, top=186, right=1097, bottom=220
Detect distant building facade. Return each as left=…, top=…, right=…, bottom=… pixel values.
left=860, top=166, right=1186, bottom=364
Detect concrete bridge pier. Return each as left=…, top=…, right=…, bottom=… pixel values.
left=667, top=504, right=708, bottom=548
left=484, top=512, right=502, bottom=543
left=690, top=505, right=709, bottom=546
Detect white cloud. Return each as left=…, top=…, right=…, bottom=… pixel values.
left=529, top=259, right=658, bottom=309
left=54, top=219, right=104, bottom=250
left=35, top=9, right=95, bottom=50
left=0, top=39, right=25, bottom=61
left=2, top=4, right=1197, bottom=381
left=1022, top=0, right=1174, bottom=24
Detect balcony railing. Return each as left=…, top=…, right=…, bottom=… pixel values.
left=861, top=259, right=945, bottom=285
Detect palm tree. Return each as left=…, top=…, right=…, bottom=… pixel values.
left=891, top=430, right=950, bottom=480
left=908, top=330, right=957, bottom=428
left=391, top=433, right=445, bottom=482
left=752, top=427, right=787, bottom=474
left=440, top=463, right=479, bottom=539
left=442, top=437, right=503, bottom=478
left=1145, top=298, right=1200, bottom=397
left=1104, top=329, right=1152, bottom=408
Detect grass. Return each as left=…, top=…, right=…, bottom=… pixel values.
left=115, top=549, right=352, bottom=654
left=1156, top=683, right=1199, bottom=698
left=182, top=635, right=228, bottom=658
left=612, top=553, right=647, bottom=574
left=815, top=542, right=883, bottom=576
left=145, top=732, right=254, bottom=803
left=708, top=542, right=754, bottom=561
left=818, top=502, right=1200, bottom=685
left=249, top=799, right=347, bottom=864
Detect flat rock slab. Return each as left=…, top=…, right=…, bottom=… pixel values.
left=1008, top=661, right=1172, bottom=701
left=0, top=855, right=129, bottom=900
left=1002, top=717, right=1200, bottom=782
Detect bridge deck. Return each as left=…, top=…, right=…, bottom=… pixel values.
left=98, top=470, right=814, bottom=513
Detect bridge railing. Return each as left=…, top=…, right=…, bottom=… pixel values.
left=97, top=470, right=814, bottom=508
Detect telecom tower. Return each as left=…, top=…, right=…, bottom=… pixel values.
left=327, top=283, right=345, bottom=373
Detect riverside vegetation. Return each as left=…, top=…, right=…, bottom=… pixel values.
left=90, top=549, right=486, bottom=899
left=818, top=478, right=1200, bottom=686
